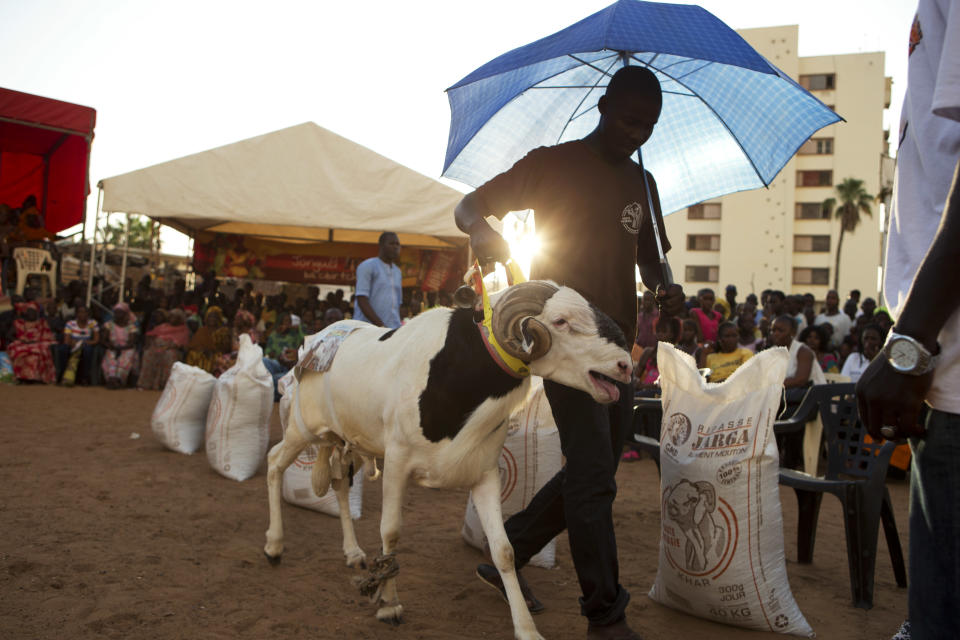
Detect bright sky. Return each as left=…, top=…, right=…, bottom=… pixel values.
left=1, top=0, right=918, bottom=254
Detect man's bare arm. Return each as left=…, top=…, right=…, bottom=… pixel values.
left=858, top=159, right=960, bottom=438
left=356, top=296, right=384, bottom=327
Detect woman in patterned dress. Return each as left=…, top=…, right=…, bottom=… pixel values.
left=7, top=301, right=57, bottom=384
left=101, top=302, right=140, bottom=389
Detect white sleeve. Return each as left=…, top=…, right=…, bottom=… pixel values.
left=840, top=353, right=857, bottom=379
left=933, top=0, right=960, bottom=122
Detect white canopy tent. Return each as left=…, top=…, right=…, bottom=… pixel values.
left=98, top=121, right=468, bottom=247
left=90, top=122, right=472, bottom=302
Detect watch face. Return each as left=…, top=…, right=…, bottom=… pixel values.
left=890, top=339, right=920, bottom=371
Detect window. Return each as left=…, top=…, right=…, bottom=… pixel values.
left=794, top=235, right=831, bottom=252
left=798, top=137, right=834, bottom=155
left=687, top=234, right=720, bottom=251
left=799, top=73, right=835, bottom=91
left=795, top=202, right=829, bottom=219
left=687, top=203, right=722, bottom=219
left=686, top=265, right=719, bottom=283
left=793, top=267, right=830, bottom=285
left=797, top=170, right=833, bottom=187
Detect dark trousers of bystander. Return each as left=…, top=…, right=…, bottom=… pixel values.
left=503, top=378, right=634, bottom=626
left=908, top=409, right=960, bottom=640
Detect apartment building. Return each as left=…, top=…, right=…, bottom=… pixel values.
left=662, top=25, right=892, bottom=303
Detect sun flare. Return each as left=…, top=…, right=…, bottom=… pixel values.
left=482, top=211, right=540, bottom=293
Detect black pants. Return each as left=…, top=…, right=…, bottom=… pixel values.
left=503, top=378, right=633, bottom=625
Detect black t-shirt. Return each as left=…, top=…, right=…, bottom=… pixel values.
left=474, top=140, right=670, bottom=341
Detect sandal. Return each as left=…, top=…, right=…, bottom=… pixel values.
left=476, top=563, right=545, bottom=614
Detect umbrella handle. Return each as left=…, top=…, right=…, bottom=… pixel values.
left=638, top=149, right=673, bottom=288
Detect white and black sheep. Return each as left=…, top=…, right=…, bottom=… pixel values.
left=263, top=281, right=632, bottom=640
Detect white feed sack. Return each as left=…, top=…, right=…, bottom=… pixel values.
left=277, top=367, right=363, bottom=519
left=462, top=377, right=561, bottom=569
left=649, top=344, right=813, bottom=637
left=282, top=446, right=364, bottom=519
left=205, top=334, right=274, bottom=481
left=151, top=362, right=216, bottom=454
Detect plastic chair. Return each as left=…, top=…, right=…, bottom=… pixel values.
left=12, top=247, right=57, bottom=297
left=823, top=372, right=851, bottom=384
left=776, top=384, right=832, bottom=472
left=631, top=396, right=663, bottom=474
left=778, top=383, right=907, bottom=609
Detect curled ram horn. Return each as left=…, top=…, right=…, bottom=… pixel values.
left=491, top=281, right=558, bottom=362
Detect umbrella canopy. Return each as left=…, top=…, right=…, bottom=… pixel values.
left=443, top=0, right=841, bottom=215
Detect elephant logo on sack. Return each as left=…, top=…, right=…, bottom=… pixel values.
left=620, top=202, right=643, bottom=234
left=663, top=479, right=737, bottom=576
left=667, top=413, right=692, bottom=446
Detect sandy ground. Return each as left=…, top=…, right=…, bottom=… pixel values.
left=1, top=384, right=909, bottom=640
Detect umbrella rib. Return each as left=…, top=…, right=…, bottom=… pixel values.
left=566, top=53, right=620, bottom=78
left=632, top=54, right=769, bottom=187
left=555, top=56, right=621, bottom=143
left=522, top=53, right=618, bottom=95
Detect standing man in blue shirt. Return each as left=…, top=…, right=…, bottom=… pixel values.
left=354, top=232, right=403, bottom=329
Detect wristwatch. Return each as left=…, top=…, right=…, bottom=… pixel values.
left=882, top=331, right=940, bottom=375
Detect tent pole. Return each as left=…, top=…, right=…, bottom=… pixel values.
left=98, top=211, right=109, bottom=302
left=119, top=214, right=130, bottom=302
left=85, top=186, right=103, bottom=307
left=80, top=134, right=94, bottom=249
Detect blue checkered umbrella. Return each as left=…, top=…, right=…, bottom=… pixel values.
left=443, top=0, right=841, bottom=217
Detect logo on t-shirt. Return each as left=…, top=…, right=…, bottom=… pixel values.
left=620, top=202, right=643, bottom=234
left=908, top=14, right=922, bottom=56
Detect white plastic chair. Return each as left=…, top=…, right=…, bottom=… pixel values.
left=13, top=247, right=57, bottom=297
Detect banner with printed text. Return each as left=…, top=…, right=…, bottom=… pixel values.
left=192, top=232, right=466, bottom=290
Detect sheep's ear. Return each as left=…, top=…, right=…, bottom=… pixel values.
left=519, top=316, right=551, bottom=360
left=520, top=316, right=535, bottom=353
left=491, top=281, right=557, bottom=362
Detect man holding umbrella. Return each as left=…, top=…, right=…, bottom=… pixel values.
left=455, top=65, right=683, bottom=640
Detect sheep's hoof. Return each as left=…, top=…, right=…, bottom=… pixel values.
left=345, top=550, right=367, bottom=570
left=264, top=551, right=282, bottom=566
left=376, top=604, right=403, bottom=625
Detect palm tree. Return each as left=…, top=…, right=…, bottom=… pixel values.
left=822, top=178, right=873, bottom=290
left=105, top=214, right=160, bottom=251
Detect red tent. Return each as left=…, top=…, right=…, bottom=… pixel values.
left=0, top=87, right=96, bottom=233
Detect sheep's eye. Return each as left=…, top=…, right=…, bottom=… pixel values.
left=552, top=318, right=567, bottom=327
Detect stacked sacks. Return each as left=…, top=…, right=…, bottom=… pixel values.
left=151, top=362, right=216, bottom=454
left=205, top=334, right=273, bottom=481
left=648, top=344, right=813, bottom=637
left=462, top=377, right=561, bottom=568
left=277, top=367, right=363, bottom=519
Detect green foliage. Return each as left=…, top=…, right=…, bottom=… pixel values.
left=105, top=215, right=159, bottom=251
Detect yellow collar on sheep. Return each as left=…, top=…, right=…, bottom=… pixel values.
left=473, top=260, right=531, bottom=379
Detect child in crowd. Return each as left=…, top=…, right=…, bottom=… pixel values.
left=798, top=324, right=839, bottom=374
left=700, top=321, right=753, bottom=383
left=690, top=288, right=722, bottom=343
left=839, top=324, right=883, bottom=383
left=632, top=316, right=681, bottom=396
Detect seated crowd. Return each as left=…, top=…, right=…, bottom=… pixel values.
left=0, top=272, right=442, bottom=392
left=634, top=285, right=891, bottom=389
left=632, top=286, right=894, bottom=470
left=3, top=273, right=888, bottom=403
